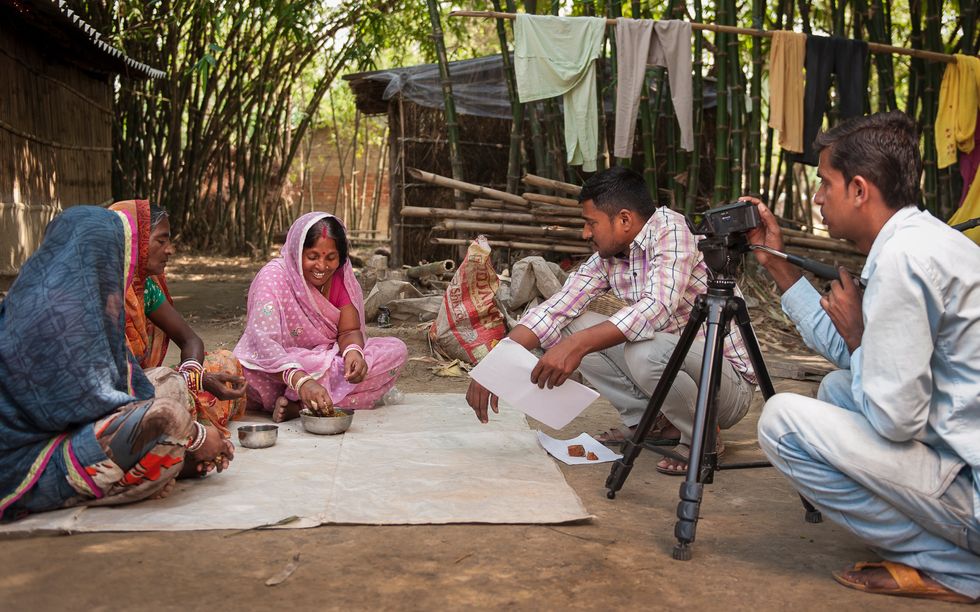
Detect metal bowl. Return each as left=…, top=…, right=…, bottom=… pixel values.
left=237, top=424, right=279, bottom=448
left=300, top=409, right=354, bottom=435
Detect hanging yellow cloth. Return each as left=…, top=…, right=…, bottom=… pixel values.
left=936, top=54, right=980, bottom=169
left=937, top=54, right=980, bottom=243
left=768, top=31, right=807, bottom=154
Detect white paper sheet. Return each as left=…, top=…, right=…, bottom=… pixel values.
left=469, top=338, right=599, bottom=429
left=535, top=432, right=622, bottom=465
left=0, top=394, right=591, bottom=534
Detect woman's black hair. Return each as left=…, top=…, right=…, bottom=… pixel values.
left=149, top=204, right=169, bottom=229
left=303, top=216, right=349, bottom=265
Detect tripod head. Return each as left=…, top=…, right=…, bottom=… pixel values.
left=686, top=201, right=761, bottom=282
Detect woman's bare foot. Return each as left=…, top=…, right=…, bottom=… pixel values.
left=272, top=396, right=301, bottom=423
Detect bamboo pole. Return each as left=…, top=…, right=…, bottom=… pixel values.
left=714, top=5, right=730, bottom=203
left=522, top=192, right=580, bottom=207
left=426, top=0, right=467, bottom=216
left=522, top=173, right=582, bottom=196
left=748, top=0, right=763, bottom=195
left=471, top=198, right=531, bottom=211
left=401, top=205, right=584, bottom=227
left=684, top=0, right=705, bottom=214
left=407, top=167, right=529, bottom=206
left=433, top=219, right=582, bottom=239
left=448, top=11, right=957, bottom=63
left=431, top=237, right=592, bottom=254
left=491, top=0, right=524, bottom=194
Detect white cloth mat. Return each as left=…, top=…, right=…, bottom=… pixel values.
left=0, top=394, right=590, bottom=534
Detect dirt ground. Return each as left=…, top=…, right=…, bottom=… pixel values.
left=0, top=255, right=955, bottom=611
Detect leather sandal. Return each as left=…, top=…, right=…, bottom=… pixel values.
left=832, top=561, right=979, bottom=604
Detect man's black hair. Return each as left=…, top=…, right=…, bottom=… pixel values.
left=303, top=216, right=349, bottom=265
left=578, top=166, right=658, bottom=218
left=813, top=111, right=921, bottom=210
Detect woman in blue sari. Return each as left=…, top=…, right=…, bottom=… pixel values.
left=0, top=206, right=232, bottom=519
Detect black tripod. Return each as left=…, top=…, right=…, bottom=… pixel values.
left=604, top=231, right=821, bottom=561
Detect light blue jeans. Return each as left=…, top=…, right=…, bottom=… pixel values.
left=758, top=369, right=980, bottom=598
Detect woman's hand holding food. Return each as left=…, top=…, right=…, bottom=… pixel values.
left=298, top=379, right=334, bottom=416
left=344, top=350, right=368, bottom=384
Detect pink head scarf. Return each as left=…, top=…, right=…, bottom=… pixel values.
left=233, top=213, right=366, bottom=398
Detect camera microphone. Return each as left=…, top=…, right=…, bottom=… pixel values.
left=750, top=245, right=865, bottom=287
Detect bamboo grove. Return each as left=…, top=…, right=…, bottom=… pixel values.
left=440, top=0, right=972, bottom=226
left=68, top=0, right=416, bottom=253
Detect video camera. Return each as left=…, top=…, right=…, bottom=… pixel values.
left=685, top=200, right=761, bottom=237
left=685, top=201, right=761, bottom=279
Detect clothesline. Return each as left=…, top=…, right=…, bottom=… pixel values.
left=450, top=10, right=956, bottom=64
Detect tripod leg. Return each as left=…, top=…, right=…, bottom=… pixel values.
left=672, top=293, right=730, bottom=560
left=605, top=296, right=709, bottom=499
left=732, top=298, right=823, bottom=524
left=732, top=297, right=775, bottom=400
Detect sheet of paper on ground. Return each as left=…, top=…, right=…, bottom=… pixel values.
left=0, top=394, right=590, bottom=534
left=536, top=432, right=622, bottom=465
left=469, top=338, right=599, bottom=429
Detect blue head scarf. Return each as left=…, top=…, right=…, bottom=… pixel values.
left=0, top=206, right=154, bottom=508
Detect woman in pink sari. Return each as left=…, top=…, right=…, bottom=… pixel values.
left=234, top=213, right=408, bottom=422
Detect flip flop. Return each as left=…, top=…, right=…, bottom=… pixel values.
left=655, top=438, right=726, bottom=476
left=832, top=561, right=978, bottom=604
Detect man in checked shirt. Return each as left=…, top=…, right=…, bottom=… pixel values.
left=466, top=166, right=756, bottom=475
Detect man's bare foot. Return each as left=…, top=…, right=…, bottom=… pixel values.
left=272, top=396, right=301, bottom=423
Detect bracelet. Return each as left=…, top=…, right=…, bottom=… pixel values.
left=293, top=374, right=316, bottom=393
left=187, top=421, right=207, bottom=452
left=342, top=345, right=364, bottom=359
left=179, top=360, right=205, bottom=393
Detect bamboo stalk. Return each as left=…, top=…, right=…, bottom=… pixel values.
left=431, top=237, right=591, bottom=254
left=407, top=167, right=529, bottom=206
left=401, top=205, right=584, bottom=227
left=782, top=228, right=863, bottom=254
left=433, top=219, right=582, bottom=239
left=471, top=198, right=531, bottom=211
left=522, top=192, right=580, bottom=207
left=521, top=173, right=582, bottom=196
left=448, top=11, right=957, bottom=63
left=426, top=0, right=467, bottom=215
left=491, top=0, right=525, bottom=193
left=714, top=6, right=730, bottom=203
left=684, top=0, right=705, bottom=214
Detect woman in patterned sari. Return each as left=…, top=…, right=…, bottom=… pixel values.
left=234, top=212, right=408, bottom=422
left=0, top=206, right=233, bottom=520
left=109, top=200, right=247, bottom=438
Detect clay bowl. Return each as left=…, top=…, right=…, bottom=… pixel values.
left=237, top=424, right=279, bottom=448
left=299, top=409, right=354, bottom=435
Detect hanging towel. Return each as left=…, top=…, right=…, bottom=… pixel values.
left=514, top=14, right=607, bottom=172
left=791, top=36, right=868, bottom=166
left=767, top=30, right=807, bottom=154
left=935, top=54, right=980, bottom=170
left=613, top=18, right=693, bottom=158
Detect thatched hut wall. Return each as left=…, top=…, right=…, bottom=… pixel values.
left=388, top=98, right=511, bottom=266
left=0, top=2, right=162, bottom=276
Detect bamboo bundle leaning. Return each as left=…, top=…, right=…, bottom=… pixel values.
left=408, top=167, right=528, bottom=207
left=522, top=173, right=582, bottom=196
left=432, top=237, right=591, bottom=255
left=433, top=220, right=582, bottom=240
left=522, top=192, right=580, bottom=208
left=402, top=206, right=584, bottom=228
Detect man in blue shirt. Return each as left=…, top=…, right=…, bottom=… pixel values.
left=745, top=111, right=979, bottom=603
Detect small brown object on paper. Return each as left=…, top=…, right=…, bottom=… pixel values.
left=567, top=444, right=585, bottom=457
left=586, top=451, right=599, bottom=461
